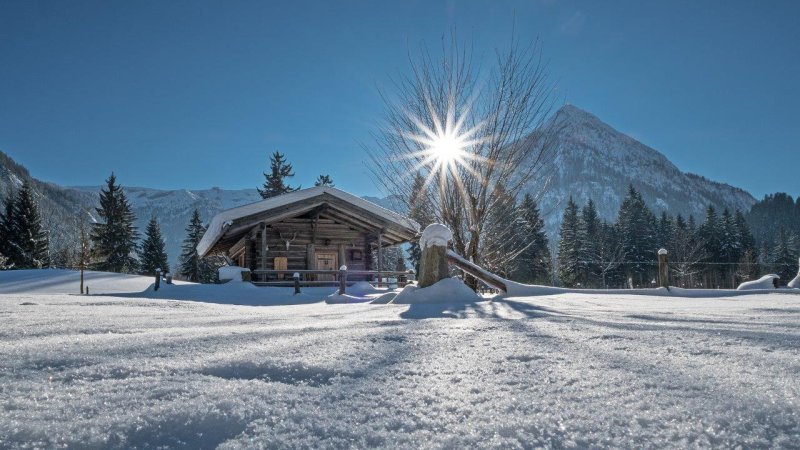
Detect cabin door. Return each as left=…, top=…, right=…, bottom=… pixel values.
left=315, top=252, right=337, bottom=281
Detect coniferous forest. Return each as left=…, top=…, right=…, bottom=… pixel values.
left=556, top=186, right=800, bottom=289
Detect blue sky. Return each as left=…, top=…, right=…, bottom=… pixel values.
left=1, top=0, right=798, bottom=198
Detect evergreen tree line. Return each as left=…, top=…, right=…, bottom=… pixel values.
left=257, top=151, right=334, bottom=199
left=557, top=186, right=799, bottom=289
left=0, top=181, right=49, bottom=269
left=89, top=173, right=220, bottom=282
left=1, top=172, right=220, bottom=283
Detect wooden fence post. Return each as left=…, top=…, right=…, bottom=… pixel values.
left=154, top=269, right=161, bottom=291
left=657, top=249, right=669, bottom=289
left=293, top=272, right=301, bottom=295
left=339, top=265, right=347, bottom=295
left=418, top=224, right=453, bottom=288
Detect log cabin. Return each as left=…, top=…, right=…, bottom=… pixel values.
left=196, top=186, right=420, bottom=284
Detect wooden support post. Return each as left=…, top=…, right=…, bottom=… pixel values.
left=338, top=244, right=346, bottom=272
left=658, top=249, right=669, bottom=289
left=80, top=268, right=84, bottom=295
left=339, top=266, right=347, bottom=295
left=377, top=231, right=383, bottom=282
left=154, top=269, right=161, bottom=291
left=418, top=224, right=452, bottom=288
left=261, top=223, right=268, bottom=276
left=293, top=272, right=301, bottom=295
left=306, top=244, right=316, bottom=281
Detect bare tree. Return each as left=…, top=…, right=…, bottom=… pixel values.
left=671, top=237, right=706, bottom=288
left=367, top=33, right=560, bottom=289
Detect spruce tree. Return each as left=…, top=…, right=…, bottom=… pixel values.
left=180, top=209, right=211, bottom=282
left=10, top=181, right=49, bottom=268
left=90, top=173, right=139, bottom=273
left=514, top=194, right=551, bottom=284
left=579, top=199, right=600, bottom=286
left=0, top=195, right=18, bottom=267
left=617, top=186, right=656, bottom=286
left=314, top=174, right=335, bottom=187
left=139, top=217, right=170, bottom=276
left=699, top=206, right=722, bottom=286
left=558, top=197, right=582, bottom=287
left=258, top=151, right=299, bottom=198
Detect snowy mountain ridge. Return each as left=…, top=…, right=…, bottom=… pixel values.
left=1, top=105, right=758, bottom=266
left=529, top=105, right=756, bottom=237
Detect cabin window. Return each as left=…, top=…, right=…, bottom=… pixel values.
left=349, top=249, right=363, bottom=261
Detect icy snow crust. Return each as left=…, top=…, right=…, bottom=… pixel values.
left=2, top=270, right=800, bottom=448
left=197, top=186, right=420, bottom=256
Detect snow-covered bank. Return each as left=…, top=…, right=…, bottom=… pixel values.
left=0, top=269, right=190, bottom=295
left=503, top=279, right=800, bottom=298
left=2, top=289, right=799, bottom=448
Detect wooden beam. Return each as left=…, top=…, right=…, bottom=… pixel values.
left=261, top=222, right=267, bottom=271
left=377, top=231, right=383, bottom=275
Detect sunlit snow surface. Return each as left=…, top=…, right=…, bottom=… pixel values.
left=1, top=277, right=799, bottom=448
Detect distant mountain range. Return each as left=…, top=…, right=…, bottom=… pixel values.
left=0, top=104, right=759, bottom=267
left=528, top=105, right=756, bottom=237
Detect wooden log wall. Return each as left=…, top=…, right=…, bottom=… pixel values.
left=248, top=217, right=371, bottom=272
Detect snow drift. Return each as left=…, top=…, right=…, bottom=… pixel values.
left=392, top=278, right=480, bottom=304
left=737, top=274, right=780, bottom=291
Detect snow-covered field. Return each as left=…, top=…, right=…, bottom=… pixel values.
left=1, top=271, right=799, bottom=448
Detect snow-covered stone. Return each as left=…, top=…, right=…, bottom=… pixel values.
left=419, top=223, right=452, bottom=249
left=737, top=274, right=780, bottom=290
left=392, top=277, right=480, bottom=304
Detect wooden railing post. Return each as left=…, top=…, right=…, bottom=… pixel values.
left=339, top=265, right=347, bottom=295
left=154, top=269, right=161, bottom=291
left=657, top=249, right=669, bottom=289
left=293, top=272, right=301, bottom=294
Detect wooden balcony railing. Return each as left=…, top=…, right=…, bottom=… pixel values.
left=249, top=269, right=415, bottom=294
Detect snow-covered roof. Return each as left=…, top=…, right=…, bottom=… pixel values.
left=197, top=186, right=419, bottom=257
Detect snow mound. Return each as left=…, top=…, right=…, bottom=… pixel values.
left=392, top=278, right=480, bottom=304
left=419, top=223, right=452, bottom=249
left=788, top=259, right=800, bottom=289
left=737, top=274, right=779, bottom=291
left=218, top=266, right=250, bottom=282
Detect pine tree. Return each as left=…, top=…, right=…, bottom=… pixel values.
left=90, top=173, right=139, bottom=273
left=407, top=172, right=435, bottom=276
left=617, top=186, right=656, bottom=286
left=699, top=205, right=722, bottom=286
left=258, top=151, right=298, bottom=198
left=514, top=194, right=551, bottom=284
left=0, top=195, right=18, bottom=267
left=558, top=197, right=582, bottom=287
left=139, top=217, right=170, bottom=276
left=579, top=199, right=600, bottom=286
left=180, top=209, right=212, bottom=282
left=10, top=181, right=49, bottom=268
left=314, top=174, right=335, bottom=187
